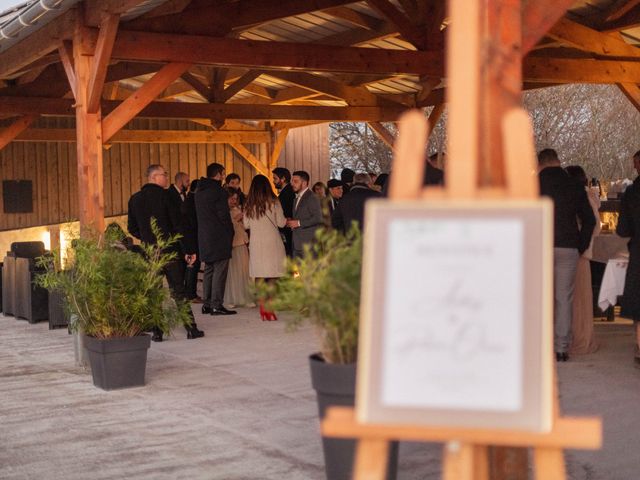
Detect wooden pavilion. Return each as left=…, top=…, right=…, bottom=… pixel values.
left=1, top=0, right=640, bottom=233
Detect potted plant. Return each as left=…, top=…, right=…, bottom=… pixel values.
left=258, top=227, right=398, bottom=480
left=36, top=222, right=191, bottom=390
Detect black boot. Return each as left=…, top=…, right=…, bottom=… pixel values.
left=151, top=327, right=163, bottom=342
left=186, top=323, right=204, bottom=339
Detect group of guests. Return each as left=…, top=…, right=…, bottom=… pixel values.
left=126, top=162, right=387, bottom=336
left=538, top=148, right=640, bottom=366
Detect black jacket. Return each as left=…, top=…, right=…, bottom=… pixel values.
left=194, top=177, right=233, bottom=262
left=180, top=191, right=198, bottom=255
left=617, top=177, right=640, bottom=319
left=332, top=184, right=382, bottom=233
left=424, top=164, right=444, bottom=186
left=279, top=183, right=296, bottom=218
left=127, top=183, right=181, bottom=252
left=538, top=167, right=596, bottom=254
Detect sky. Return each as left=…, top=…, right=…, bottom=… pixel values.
left=0, top=0, right=27, bottom=14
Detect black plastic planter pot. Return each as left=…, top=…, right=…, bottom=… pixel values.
left=309, top=353, right=398, bottom=480
left=83, top=334, right=151, bottom=390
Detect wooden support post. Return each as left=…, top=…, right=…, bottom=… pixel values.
left=617, top=82, right=640, bottom=113
left=73, top=25, right=105, bottom=233
left=58, top=41, right=77, bottom=99
left=0, top=115, right=38, bottom=150
left=368, top=122, right=395, bottom=148
left=230, top=143, right=270, bottom=177
left=269, top=127, right=289, bottom=170
left=428, top=103, right=445, bottom=127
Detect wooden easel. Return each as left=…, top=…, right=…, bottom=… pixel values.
left=321, top=0, right=602, bottom=478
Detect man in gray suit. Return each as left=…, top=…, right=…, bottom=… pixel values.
left=286, top=170, right=323, bottom=258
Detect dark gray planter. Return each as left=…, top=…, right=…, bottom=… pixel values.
left=84, top=334, right=151, bottom=390
left=309, top=353, right=398, bottom=480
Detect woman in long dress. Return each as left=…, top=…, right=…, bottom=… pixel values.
left=224, top=188, right=251, bottom=308
left=566, top=165, right=600, bottom=355
left=243, top=175, right=287, bottom=320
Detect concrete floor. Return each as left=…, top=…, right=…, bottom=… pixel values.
left=0, top=309, right=638, bottom=480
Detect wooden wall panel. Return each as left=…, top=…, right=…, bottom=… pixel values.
left=0, top=121, right=328, bottom=232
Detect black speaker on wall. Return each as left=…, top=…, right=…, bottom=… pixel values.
left=3, top=180, right=33, bottom=213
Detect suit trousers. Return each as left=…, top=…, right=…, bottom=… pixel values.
left=203, top=259, right=230, bottom=309
left=163, top=259, right=196, bottom=330
left=184, top=259, right=201, bottom=299
left=553, top=247, right=579, bottom=353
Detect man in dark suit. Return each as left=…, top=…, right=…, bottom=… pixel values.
left=538, top=148, right=595, bottom=362
left=332, top=173, right=381, bottom=233
left=181, top=179, right=201, bottom=301
left=195, top=163, right=236, bottom=316
left=322, top=179, right=343, bottom=226
left=286, top=170, right=323, bottom=258
left=340, top=168, right=355, bottom=194
left=127, top=164, right=203, bottom=341
left=167, top=171, right=189, bottom=210
left=272, top=167, right=296, bottom=257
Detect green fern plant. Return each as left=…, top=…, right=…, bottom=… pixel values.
left=36, top=221, right=192, bottom=339
left=258, top=226, right=362, bottom=364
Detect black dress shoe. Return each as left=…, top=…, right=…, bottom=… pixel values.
left=151, top=332, right=163, bottom=342
left=202, top=305, right=213, bottom=315
left=187, top=327, right=205, bottom=339
left=211, top=306, right=237, bottom=315
left=562, top=352, right=569, bottom=362
left=555, top=352, right=568, bottom=362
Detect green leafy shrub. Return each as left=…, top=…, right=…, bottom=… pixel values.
left=258, top=226, right=362, bottom=364
left=36, top=222, right=192, bottom=339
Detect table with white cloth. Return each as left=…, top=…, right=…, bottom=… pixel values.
left=598, top=257, right=629, bottom=311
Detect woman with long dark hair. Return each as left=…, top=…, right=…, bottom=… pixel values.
left=243, top=175, right=287, bottom=320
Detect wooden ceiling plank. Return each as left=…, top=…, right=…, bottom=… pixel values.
left=322, top=6, right=384, bottom=30
left=102, top=62, right=191, bottom=142
left=366, top=0, right=427, bottom=49
left=87, top=14, right=121, bottom=113
left=0, top=115, right=39, bottom=150
left=521, top=0, right=576, bottom=53
left=106, top=30, right=442, bottom=76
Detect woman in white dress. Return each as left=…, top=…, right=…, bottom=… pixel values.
left=243, top=175, right=287, bottom=320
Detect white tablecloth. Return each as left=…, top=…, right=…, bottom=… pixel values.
left=598, top=258, right=629, bottom=310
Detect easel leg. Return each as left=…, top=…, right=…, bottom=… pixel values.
left=353, top=438, right=389, bottom=480
left=534, top=447, right=566, bottom=480
left=443, top=441, right=475, bottom=480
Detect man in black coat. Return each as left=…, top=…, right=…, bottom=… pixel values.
left=332, top=173, right=382, bottom=233
left=181, top=179, right=201, bottom=301
left=167, top=171, right=189, bottom=211
left=127, top=164, right=204, bottom=341
left=617, top=150, right=640, bottom=366
left=272, top=167, right=295, bottom=257
left=538, top=149, right=596, bottom=362
left=195, top=163, right=236, bottom=315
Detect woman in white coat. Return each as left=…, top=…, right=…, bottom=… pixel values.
left=243, top=175, right=287, bottom=320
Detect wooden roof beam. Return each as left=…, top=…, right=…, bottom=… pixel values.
left=58, top=41, right=77, bottom=99
left=0, top=115, right=38, bottom=150
left=606, top=0, right=640, bottom=22
left=547, top=17, right=640, bottom=58
left=102, top=62, right=191, bottom=142
left=618, top=82, right=640, bottom=112
left=84, top=0, right=149, bottom=27
left=601, top=4, right=640, bottom=32
left=230, top=143, right=269, bottom=176
left=521, top=0, right=576, bottom=54
left=366, top=0, right=427, bottom=49
left=221, top=71, right=262, bottom=102
left=322, top=7, right=385, bottom=30
left=103, top=30, right=442, bottom=76
left=368, top=121, right=395, bottom=147
left=181, top=71, right=211, bottom=101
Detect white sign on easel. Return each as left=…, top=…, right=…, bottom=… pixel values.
left=356, top=199, right=554, bottom=432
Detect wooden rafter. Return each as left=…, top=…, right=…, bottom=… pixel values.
left=606, top=0, right=640, bottom=22
left=58, top=41, right=77, bottom=99
left=101, top=30, right=442, bottom=76
left=368, top=122, right=395, bottom=147
left=521, top=0, right=576, bottom=54
left=618, top=82, right=640, bottom=112
left=322, top=7, right=384, bottom=30
left=230, top=143, right=269, bottom=176
left=0, top=9, right=76, bottom=79
left=0, top=115, right=38, bottom=150
left=180, top=72, right=211, bottom=101
left=87, top=14, right=120, bottom=113
left=222, top=71, right=262, bottom=102
left=270, top=128, right=290, bottom=168
left=84, top=0, right=148, bottom=26
left=601, top=4, right=640, bottom=31
left=102, top=62, right=191, bottom=142
left=14, top=128, right=271, bottom=144
left=548, top=17, right=640, bottom=58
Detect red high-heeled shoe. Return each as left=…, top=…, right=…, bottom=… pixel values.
left=259, top=303, right=278, bottom=321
